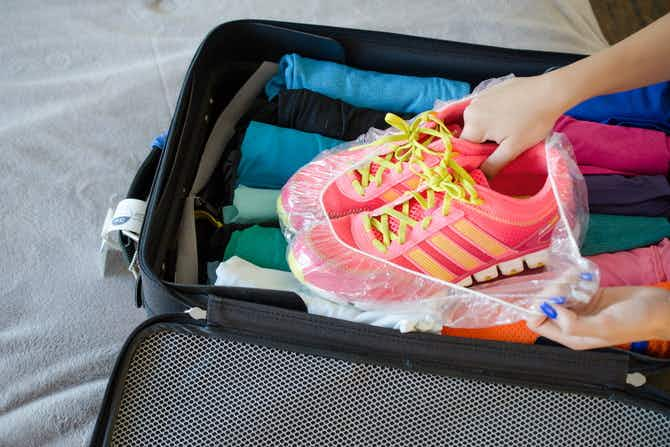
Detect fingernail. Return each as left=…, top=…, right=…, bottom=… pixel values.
left=540, top=302, right=557, bottom=319
left=572, top=290, right=591, bottom=302
left=549, top=296, right=566, bottom=305
left=630, top=341, right=649, bottom=354
left=580, top=272, right=594, bottom=281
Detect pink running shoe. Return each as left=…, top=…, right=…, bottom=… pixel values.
left=287, top=143, right=564, bottom=303
left=278, top=99, right=496, bottom=234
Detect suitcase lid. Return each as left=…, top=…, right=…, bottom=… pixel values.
left=90, top=297, right=670, bottom=446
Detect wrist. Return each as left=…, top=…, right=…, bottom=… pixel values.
left=651, top=291, right=670, bottom=340
left=542, top=67, right=591, bottom=114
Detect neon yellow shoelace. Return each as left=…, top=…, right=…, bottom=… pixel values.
left=362, top=149, right=483, bottom=253
left=350, top=111, right=455, bottom=196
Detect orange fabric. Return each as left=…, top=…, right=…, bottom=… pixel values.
left=441, top=282, right=670, bottom=357
left=646, top=340, right=670, bottom=358
left=442, top=321, right=539, bottom=344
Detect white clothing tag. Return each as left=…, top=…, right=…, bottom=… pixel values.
left=99, top=199, right=146, bottom=278
left=110, top=199, right=146, bottom=235
left=99, top=208, right=122, bottom=277
left=100, top=207, right=122, bottom=251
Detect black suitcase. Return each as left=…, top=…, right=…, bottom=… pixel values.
left=94, top=20, right=670, bottom=446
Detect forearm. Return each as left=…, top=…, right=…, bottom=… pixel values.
left=546, top=13, right=670, bottom=112
left=652, top=288, right=670, bottom=340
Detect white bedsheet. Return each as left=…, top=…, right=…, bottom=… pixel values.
left=0, top=1, right=606, bottom=445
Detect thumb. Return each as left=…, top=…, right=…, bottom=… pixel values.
left=481, top=137, right=523, bottom=177
left=459, top=111, right=486, bottom=143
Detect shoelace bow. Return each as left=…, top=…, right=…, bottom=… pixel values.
left=351, top=111, right=455, bottom=196
left=361, top=133, right=483, bottom=253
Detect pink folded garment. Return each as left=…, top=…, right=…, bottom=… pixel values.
left=589, top=238, right=670, bottom=287
left=578, top=166, right=630, bottom=176
left=554, top=115, right=670, bottom=176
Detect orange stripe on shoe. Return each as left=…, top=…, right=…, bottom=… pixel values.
left=381, top=189, right=401, bottom=203
left=404, top=176, right=421, bottom=190
left=453, top=220, right=509, bottom=257
left=406, top=249, right=456, bottom=282
left=430, top=233, right=482, bottom=270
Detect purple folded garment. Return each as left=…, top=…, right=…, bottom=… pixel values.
left=554, top=115, right=670, bottom=176
left=585, top=175, right=670, bottom=217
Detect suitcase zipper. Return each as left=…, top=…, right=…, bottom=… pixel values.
left=185, top=307, right=207, bottom=320
left=200, top=296, right=658, bottom=388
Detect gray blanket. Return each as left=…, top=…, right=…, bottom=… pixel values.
left=0, top=1, right=606, bottom=445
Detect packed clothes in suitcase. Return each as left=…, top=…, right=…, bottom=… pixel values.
left=92, top=20, right=670, bottom=446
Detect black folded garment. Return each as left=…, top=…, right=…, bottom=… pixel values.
left=278, top=89, right=405, bottom=139
left=254, top=89, right=412, bottom=140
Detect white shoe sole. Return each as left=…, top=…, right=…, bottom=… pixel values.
left=458, top=248, right=549, bottom=286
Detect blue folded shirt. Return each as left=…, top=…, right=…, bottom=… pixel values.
left=567, top=81, right=670, bottom=133
left=265, top=53, right=470, bottom=114
left=237, top=121, right=344, bottom=189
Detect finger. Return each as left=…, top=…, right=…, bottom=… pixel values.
left=460, top=105, right=487, bottom=143
left=534, top=268, right=600, bottom=310
left=531, top=319, right=610, bottom=350
left=525, top=313, right=546, bottom=329
left=481, top=137, right=522, bottom=177
left=538, top=301, right=609, bottom=338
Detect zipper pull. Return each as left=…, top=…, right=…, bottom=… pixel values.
left=626, top=372, right=647, bottom=387
left=194, top=196, right=221, bottom=219
left=185, top=307, right=207, bottom=320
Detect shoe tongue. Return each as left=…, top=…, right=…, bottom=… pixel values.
left=469, top=168, right=489, bottom=188
left=446, top=123, right=462, bottom=136
left=358, top=123, right=461, bottom=184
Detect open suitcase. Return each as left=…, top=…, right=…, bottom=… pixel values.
left=91, top=20, right=670, bottom=446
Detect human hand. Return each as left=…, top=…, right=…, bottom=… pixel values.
left=528, top=286, right=670, bottom=350
left=460, top=75, right=571, bottom=177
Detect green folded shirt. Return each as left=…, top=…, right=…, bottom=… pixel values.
left=223, top=225, right=289, bottom=271
left=581, top=214, right=670, bottom=256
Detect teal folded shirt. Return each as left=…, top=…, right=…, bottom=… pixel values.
left=237, top=121, right=343, bottom=189
left=223, top=225, right=289, bottom=271
left=581, top=214, right=670, bottom=256
left=265, top=53, right=470, bottom=114
left=223, top=186, right=280, bottom=224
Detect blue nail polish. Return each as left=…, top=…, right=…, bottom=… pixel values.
left=630, top=341, right=649, bottom=354
left=549, top=296, right=566, bottom=305
left=580, top=272, right=594, bottom=281
left=540, top=302, right=557, bottom=319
